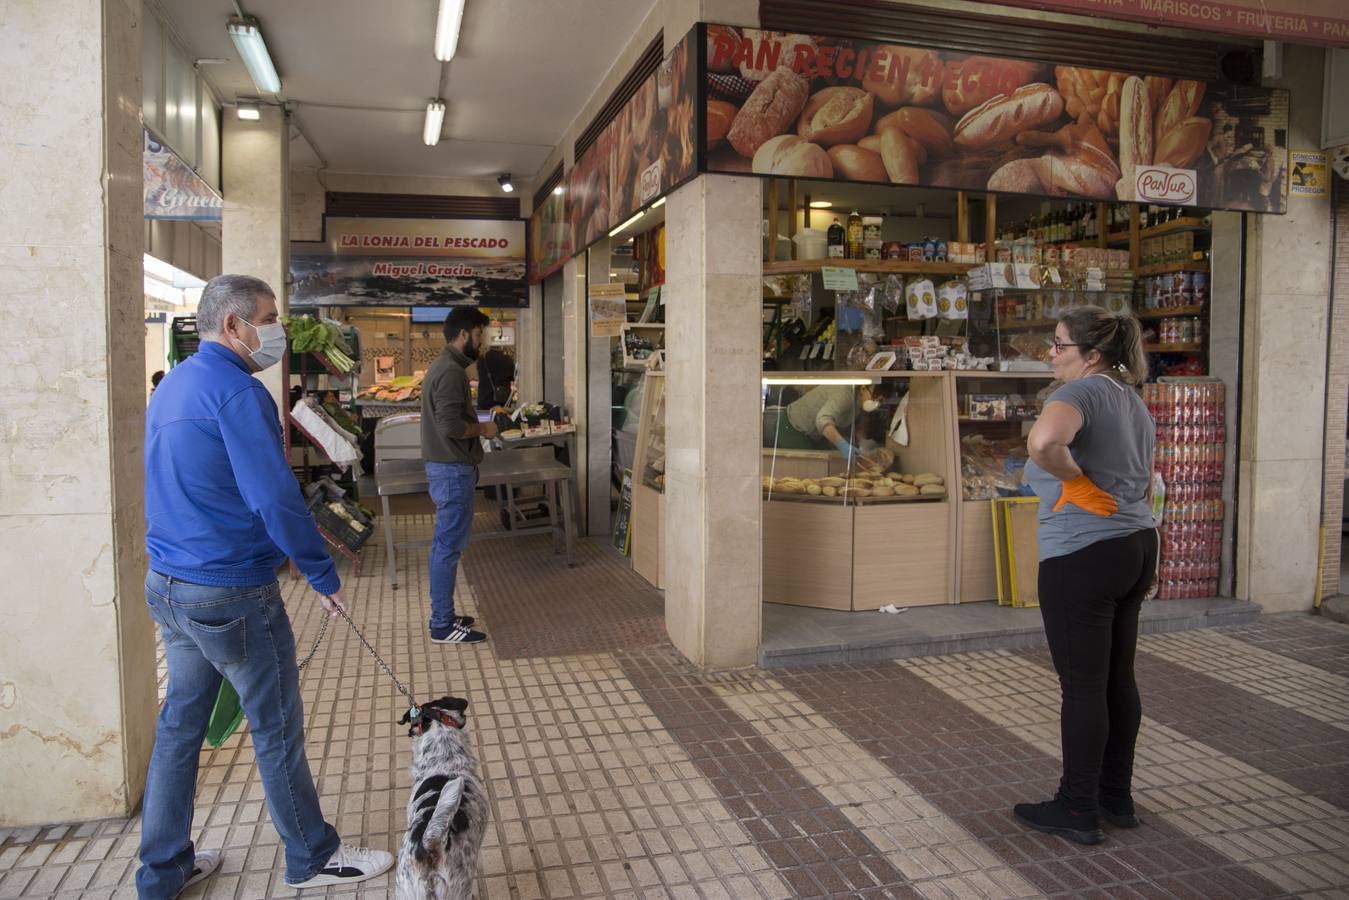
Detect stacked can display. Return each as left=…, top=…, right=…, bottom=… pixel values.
left=1143, top=381, right=1226, bottom=599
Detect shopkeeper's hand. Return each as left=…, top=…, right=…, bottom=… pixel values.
left=832, top=437, right=861, bottom=463
left=1054, top=474, right=1118, bottom=517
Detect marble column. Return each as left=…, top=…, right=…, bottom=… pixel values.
left=1236, top=44, right=1333, bottom=612
left=222, top=105, right=290, bottom=411
left=664, top=175, right=763, bottom=668
left=0, top=0, right=158, bottom=825
left=587, top=240, right=614, bottom=536
left=561, top=256, right=589, bottom=530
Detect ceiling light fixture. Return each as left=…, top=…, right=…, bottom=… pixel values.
left=226, top=16, right=281, bottom=94
left=236, top=99, right=260, bottom=120
left=497, top=174, right=514, bottom=193
left=650, top=197, right=666, bottom=209
left=607, top=211, right=643, bottom=238
left=434, top=0, right=466, bottom=62
left=553, top=185, right=564, bottom=196
left=423, top=100, right=445, bottom=146
left=809, top=200, right=832, bottom=208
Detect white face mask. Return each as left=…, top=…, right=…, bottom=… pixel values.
left=233, top=319, right=287, bottom=371
left=862, top=398, right=880, bottom=413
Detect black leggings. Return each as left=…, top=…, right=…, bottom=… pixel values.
left=1037, top=528, right=1159, bottom=814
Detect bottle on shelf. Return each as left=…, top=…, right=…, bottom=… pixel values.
left=827, top=217, right=845, bottom=259
left=846, top=210, right=863, bottom=260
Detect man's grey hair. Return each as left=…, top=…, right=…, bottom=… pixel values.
left=197, top=274, right=275, bottom=339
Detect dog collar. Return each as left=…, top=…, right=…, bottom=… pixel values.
left=408, top=705, right=464, bottom=736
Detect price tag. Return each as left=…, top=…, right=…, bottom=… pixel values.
left=821, top=266, right=859, bottom=291
left=799, top=345, right=812, bottom=360
left=823, top=342, right=835, bottom=360
left=809, top=343, right=823, bottom=359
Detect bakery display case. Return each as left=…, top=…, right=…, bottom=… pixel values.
left=761, top=372, right=955, bottom=610
left=630, top=372, right=666, bottom=589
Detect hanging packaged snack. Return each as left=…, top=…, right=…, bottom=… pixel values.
left=905, top=278, right=938, bottom=320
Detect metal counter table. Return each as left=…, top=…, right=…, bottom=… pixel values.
left=375, top=447, right=577, bottom=590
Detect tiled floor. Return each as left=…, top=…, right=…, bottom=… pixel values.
left=3, top=518, right=1349, bottom=899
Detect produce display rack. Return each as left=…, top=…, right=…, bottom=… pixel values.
left=169, top=316, right=200, bottom=365
left=283, top=324, right=362, bottom=500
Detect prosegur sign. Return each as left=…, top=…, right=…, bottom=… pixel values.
left=290, top=217, right=527, bottom=309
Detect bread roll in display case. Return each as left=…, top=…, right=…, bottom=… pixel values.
left=761, top=372, right=955, bottom=610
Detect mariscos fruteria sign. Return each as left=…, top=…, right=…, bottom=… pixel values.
left=290, top=217, right=527, bottom=308
left=702, top=27, right=1291, bottom=213
left=980, top=0, right=1349, bottom=49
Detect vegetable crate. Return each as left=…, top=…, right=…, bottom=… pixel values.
left=302, top=478, right=374, bottom=578
left=170, top=317, right=200, bottom=364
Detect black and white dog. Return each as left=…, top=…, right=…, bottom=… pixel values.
left=394, top=697, right=488, bottom=900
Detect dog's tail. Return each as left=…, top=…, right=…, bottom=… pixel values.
left=416, top=775, right=465, bottom=857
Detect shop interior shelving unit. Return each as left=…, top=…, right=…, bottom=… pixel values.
left=630, top=371, right=666, bottom=589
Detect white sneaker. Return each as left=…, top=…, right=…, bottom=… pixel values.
left=288, top=843, right=394, bottom=888
left=176, top=850, right=221, bottom=896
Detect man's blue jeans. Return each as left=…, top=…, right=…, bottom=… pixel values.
left=426, top=461, right=477, bottom=630
left=137, top=572, right=339, bottom=897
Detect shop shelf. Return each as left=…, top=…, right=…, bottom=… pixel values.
left=996, top=318, right=1057, bottom=333
left=953, top=370, right=1056, bottom=379
left=762, top=259, right=975, bottom=277
left=1140, top=217, right=1210, bottom=239
left=1146, top=342, right=1206, bottom=353
left=957, top=416, right=1037, bottom=424
left=1135, top=305, right=1205, bottom=319
left=1105, top=231, right=1132, bottom=246
left=1137, top=261, right=1209, bottom=276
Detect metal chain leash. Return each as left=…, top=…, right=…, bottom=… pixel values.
left=295, top=606, right=420, bottom=714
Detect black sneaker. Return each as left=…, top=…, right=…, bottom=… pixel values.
left=1013, top=799, right=1105, bottom=845
left=454, top=614, right=476, bottom=628
left=431, top=623, right=487, bottom=644
left=1100, top=796, right=1140, bottom=828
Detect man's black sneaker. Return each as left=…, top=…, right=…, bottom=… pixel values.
left=454, top=614, right=475, bottom=628
left=1013, top=799, right=1105, bottom=845
left=431, top=623, right=487, bottom=644
left=1100, top=796, right=1140, bottom=828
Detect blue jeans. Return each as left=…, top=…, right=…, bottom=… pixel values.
left=426, top=461, right=477, bottom=630
left=137, top=572, right=339, bottom=897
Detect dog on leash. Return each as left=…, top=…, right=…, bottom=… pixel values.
left=394, top=697, right=488, bottom=900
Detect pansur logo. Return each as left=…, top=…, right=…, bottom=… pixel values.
left=639, top=160, right=663, bottom=205
left=1136, top=165, right=1196, bottom=205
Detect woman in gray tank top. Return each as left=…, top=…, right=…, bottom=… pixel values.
left=1014, top=307, right=1159, bottom=846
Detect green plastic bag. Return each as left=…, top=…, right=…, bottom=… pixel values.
left=205, top=679, right=244, bottom=747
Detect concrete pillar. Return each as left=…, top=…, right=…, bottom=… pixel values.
left=516, top=282, right=544, bottom=403
left=587, top=240, right=614, bottom=536
left=0, top=0, right=158, bottom=825
left=561, top=257, right=589, bottom=530
left=664, top=175, right=763, bottom=668
left=1236, top=44, right=1333, bottom=612
left=222, top=105, right=289, bottom=411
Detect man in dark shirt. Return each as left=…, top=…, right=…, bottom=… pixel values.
left=475, top=346, right=516, bottom=412
left=421, top=306, right=496, bottom=643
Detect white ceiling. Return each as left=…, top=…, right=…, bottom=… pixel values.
left=151, top=0, right=660, bottom=180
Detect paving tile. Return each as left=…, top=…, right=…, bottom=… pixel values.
left=3, top=524, right=1348, bottom=898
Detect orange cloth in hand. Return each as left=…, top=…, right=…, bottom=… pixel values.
left=1053, top=474, right=1118, bottom=517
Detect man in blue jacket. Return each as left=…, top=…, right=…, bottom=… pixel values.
left=138, top=275, right=392, bottom=898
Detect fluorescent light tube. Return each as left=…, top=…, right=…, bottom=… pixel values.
left=435, top=0, right=465, bottom=61
left=226, top=18, right=281, bottom=95
left=608, top=211, right=644, bottom=238
left=423, top=100, right=445, bottom=146
left=650, top=197, right=666, bottom=209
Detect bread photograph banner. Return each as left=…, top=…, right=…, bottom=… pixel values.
left=702, top=27, right=1290, bottom=214
left=291, top=217, right=528, bottom=309
left=546, top=28, right=699, bottom=274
